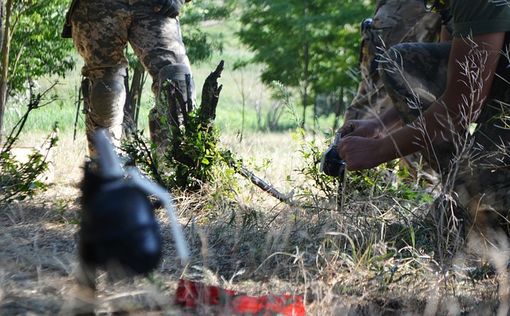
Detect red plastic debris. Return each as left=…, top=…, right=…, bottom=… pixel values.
left=175, top=279, right=306, bottom=316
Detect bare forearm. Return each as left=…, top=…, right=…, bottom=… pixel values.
left=376, top=106, right=404, bottom=133
left=380, top=33, right=504, bottom=161
left=440, top=25, right=452, bottom=43
left=339, top=33, right=506, bottom=171
left=379, top=101, right=449, bottom=161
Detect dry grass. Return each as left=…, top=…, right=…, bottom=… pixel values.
left=0, top=130, right=506, bottom=315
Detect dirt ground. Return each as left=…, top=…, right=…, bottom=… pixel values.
left=0, top=134, right=308, bottom=315
left=0, top=133, right=507, bottom=315
left=0, top=191, right=503, bottom=315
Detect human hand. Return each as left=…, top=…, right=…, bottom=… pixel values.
left=153, top=0, right=184, bottom=18
left=338, top=119, right=383, bottom=139
left=338, top=136, right=390, bottom=171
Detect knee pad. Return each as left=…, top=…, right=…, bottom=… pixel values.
left=157, top=63, right=194, bottom=107
left=84, top=68, right=127, bottom=156
left=149, top=64, right=194, bottom=150
left=88, top=69, right=126, bottom=126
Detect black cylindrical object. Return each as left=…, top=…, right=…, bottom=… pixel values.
left=320, top=132, right=346, bottom=178
left=79, top=167, right=162, bottom=275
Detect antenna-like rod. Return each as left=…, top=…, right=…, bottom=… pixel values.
left=93, top=129, right=124, bottom=179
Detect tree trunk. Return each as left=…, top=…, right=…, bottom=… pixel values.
left=122, top=71, right=132, bottom=135
left=333, top=88, right=344, bottom=131
left=0, top=0, right=3, bottom=54
left=301, top=0, right=309, bottom=129
left=168, top=60, right=224, bottom=189
left=0, top=0, right=12, bottom=142
left=301, top=41, right=309, bottom=129
left=198, top=60, right=224, bottom=124
left=123, top=60, right=146, bottom=135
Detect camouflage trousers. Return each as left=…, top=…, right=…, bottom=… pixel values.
left=380, top=39, right=510, bottom=236
left=71, top=0, right=193, bottom=156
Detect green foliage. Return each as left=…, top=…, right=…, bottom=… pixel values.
left=123, top=61, right=233, bottom=192
left=238, top=0, right=374, bottom=103
left=295, top=130, right=432, bottom=206
left=180, top=0, right=234, bottom=62
left=124, top=113, right=235, bottom=191
left=341, top=163, right=433, bottom=204
left=0, top=129, right=57, bottom=203
left=293, top=128, right=338, bottom=199
left=0, top=86, right=59, bottom=204
left=168, top=114, right=225, bottom=189
left=9, top=0, right=75, bottom=93
left=345, top=160, right=434, bottom=204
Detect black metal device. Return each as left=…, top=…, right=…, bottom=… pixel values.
left=79, top=131, right=163, bottom=280
left=73, top=131, right=189, bottom=316
left=360, top=18, right=373, bottom=34
left=320, top=132, right=346, bottom=178
left=320, top=132, right=348, bottom=212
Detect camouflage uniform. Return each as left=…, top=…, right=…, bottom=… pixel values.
left=345, top=0, right=442, bottom=120
left=347, top=0, right=510, bottom=247
left=70, top=0, right=193, bottom=156
left=380, top=33, right=510, bottom=230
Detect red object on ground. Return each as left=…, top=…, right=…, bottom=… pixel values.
left=175, top=279, right=306, bottom=316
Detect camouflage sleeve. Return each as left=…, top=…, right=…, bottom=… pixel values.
left=438, top=9, right=452, bottom=26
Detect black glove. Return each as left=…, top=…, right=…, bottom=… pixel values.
left=153, top=0, right=185, bottom=18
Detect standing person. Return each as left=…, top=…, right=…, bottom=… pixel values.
left=338, top=0, right=510, bottom=240
left=62, top=0, right=194, bottom=157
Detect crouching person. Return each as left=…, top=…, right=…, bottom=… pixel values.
left=338, top=0, right=510, bottom=256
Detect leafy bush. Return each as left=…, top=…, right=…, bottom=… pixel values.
left=0, top=86, right=59, bottom=204
left=295, top=129, right=433, bottom=208
left=293, top=128, right=339, bottom=200
left=124, top=115, right=234, bottom=191
left=0, top=127, right=58, bottom=203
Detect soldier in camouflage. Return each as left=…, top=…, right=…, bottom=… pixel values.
left=64, top=0, right=194, bottom=157
left=345, top=0, right=442, bottom=121
left=339, top=0, right=510, bottom=241
left=379, top=34, right=510, bottom=233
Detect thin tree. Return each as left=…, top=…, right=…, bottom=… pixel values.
left=238, top=0, right=373, bottom=129
left=0, top=0, right=74, bottom=140
left=0, top=0, right=12, bottom=141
